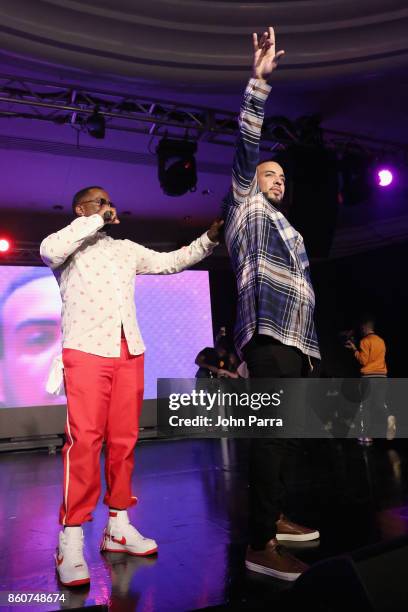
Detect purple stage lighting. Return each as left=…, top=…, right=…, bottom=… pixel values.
left=377, top=168, right=393, bottom=187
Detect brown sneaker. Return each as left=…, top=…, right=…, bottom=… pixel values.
left=245, top=538, right=309, bottom=581
left=276, top=514, right=320, bottom=542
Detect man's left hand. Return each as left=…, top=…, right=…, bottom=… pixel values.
left=207, top=218, right=224, bottom=243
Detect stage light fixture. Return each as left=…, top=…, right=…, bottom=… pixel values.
left=86, top=107, right=105, bottom=139
left=377, top=168, right=394, bottom=187
left=156, top=138, right=197, bottom=196
left=0, top=238, right=11, bottom=253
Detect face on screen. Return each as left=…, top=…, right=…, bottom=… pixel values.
left=0, top=276, right=62, bottom=407
left=0, top=268, right=213, bottom=405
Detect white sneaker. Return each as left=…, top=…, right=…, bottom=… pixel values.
left=100, top=510, right=158, bottom=557
left=55, top=527, right=90, bottom=587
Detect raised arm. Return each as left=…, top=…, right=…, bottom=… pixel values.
left=230, top=27, right=285, bottom=207
left=40, top=202, right=119, bottom=270
left=130, top=219, right=223, bottom=275
left=40, top=215, right=104, bottom=270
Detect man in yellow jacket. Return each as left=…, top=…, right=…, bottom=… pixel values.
left=346, top=316, right=395, bottom=443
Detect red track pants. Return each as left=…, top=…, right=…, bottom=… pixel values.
left=60, top=337, right=144, bottom=525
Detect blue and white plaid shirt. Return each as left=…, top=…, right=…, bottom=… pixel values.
left=223, top=79, right=321, bottom=360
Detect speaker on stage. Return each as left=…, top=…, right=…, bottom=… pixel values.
left=292, top=534, right=408, bottom=611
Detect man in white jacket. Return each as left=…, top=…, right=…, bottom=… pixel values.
left=40, top=185, right=221, bottom=587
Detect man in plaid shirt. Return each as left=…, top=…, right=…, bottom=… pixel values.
left=223, top=27, right=321, bottom=581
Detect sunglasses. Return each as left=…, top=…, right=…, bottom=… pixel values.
left=80, top=198, right=115, bottom=208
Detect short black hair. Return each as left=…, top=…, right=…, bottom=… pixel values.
left=72, top=186, right=104, bottom=214
left=257, top=156, right=283, bottom=166
left=0, top=268, right=52, bottom=357
left=360, top=313, right=376, bottom=328
left=257, top=154, right=290, bottom=175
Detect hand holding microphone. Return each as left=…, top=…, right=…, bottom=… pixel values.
left=97, top=203, right=120, bottom=224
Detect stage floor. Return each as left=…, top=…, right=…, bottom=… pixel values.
left=1, top=437, right=408, bottom=611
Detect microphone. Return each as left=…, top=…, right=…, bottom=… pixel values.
left=103, top=210, right=113, bottom=222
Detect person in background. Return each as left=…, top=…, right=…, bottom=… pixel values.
left=195, top=328, right=239, bottom=379
left=346, top=315, right=396, bottom=445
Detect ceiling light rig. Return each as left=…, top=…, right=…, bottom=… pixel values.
left=156, top=138, right=197, bottom=196
left=0, top=75, right=406, bottom=203
left=85, top=107, right=106, bottom=139
left=0, top=75, right=405, bottom=161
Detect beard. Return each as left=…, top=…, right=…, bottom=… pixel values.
left=263, top=192, right=283, bottom=207
left=263, top=192, right=290, bottom=216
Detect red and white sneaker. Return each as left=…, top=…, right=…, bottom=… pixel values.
left=100, top=510, right=158, bottom=557
left=55, top=527, right=90, bottom=587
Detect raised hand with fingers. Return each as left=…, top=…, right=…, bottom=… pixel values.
left=252, top=26, right=285, bottom=82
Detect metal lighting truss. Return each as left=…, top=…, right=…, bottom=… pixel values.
left=0, top=242, right=43, bottom=265
left=0, top=73, right=406, bottom=159
left=0, top=240, right=185, bottom=266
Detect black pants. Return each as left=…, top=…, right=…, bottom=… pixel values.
left=243, top=334, right=304, bottom=549
left=360, top=376, right=389, bottom=437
